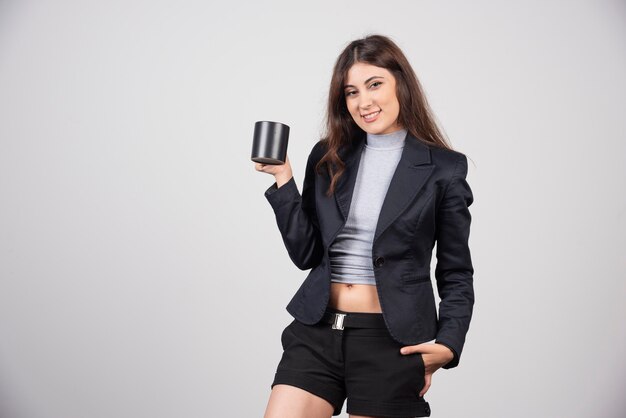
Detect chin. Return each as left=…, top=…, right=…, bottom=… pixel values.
left=362, top=126, right=390, bottom=135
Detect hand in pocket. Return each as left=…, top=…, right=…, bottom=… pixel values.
left=399, top=342, right=455, bottom=397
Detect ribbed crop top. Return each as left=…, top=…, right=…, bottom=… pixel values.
left=329, top=128, right=407, bottom=286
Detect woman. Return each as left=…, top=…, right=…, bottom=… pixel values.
left=255, top=34, right=474, bottom=418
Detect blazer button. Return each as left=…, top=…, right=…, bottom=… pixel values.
left=374, top=256, right=385, bottom=267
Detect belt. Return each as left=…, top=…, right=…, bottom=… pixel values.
left=321, top=308, right=387, bottom=330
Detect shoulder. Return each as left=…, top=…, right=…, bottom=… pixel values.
left=307, top=139, right=329, bottom=164
left=428, top=144, right=469, bottom=179
left=429, top=144, right=467, bottom=166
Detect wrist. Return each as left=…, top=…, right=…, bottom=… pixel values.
left=276, top=173, right=293, bottom=188
left=435, top=341, right=455, bottom=363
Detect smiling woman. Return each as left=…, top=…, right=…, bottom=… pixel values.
left=256, top=34, right=475, bottom=418
left=343, top=65, right=403, bottom=135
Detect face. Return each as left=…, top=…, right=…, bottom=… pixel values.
left=344, top=62, right=403, bottom=135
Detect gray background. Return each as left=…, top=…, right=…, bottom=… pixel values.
left=1, top=0, right=625, bottom=417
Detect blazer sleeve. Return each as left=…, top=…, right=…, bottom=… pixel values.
left=264, top=144, right=324, bottom=271
left=434, top=154, right=475, bottom=369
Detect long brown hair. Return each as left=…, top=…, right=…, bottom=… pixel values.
left=317, top=34, right=453, bottom=197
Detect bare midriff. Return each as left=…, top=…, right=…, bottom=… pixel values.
left=329, top=282, right=382, bottom=313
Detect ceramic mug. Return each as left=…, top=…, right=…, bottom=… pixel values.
left=251, top=120, right=290, bottom=165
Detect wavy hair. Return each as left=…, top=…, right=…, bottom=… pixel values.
left=317, top=34, right=453, bottom=196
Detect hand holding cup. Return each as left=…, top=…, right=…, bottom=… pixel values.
left=255, top=155, right=293, bottom=188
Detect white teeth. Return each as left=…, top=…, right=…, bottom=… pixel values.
left=363, top=111, right=380, bottom=121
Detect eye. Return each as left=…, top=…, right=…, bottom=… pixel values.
left=345, top=90, right=357, bottom=97
left=370, top=81, right=382, bottom=88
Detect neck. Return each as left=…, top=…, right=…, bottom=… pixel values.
left=366, top=128, right=408, bottom=150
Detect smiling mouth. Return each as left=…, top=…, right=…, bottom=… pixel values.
left=362, top=110, right=381, bottom=121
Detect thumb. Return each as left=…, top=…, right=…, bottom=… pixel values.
left=400, top=343, right=429, bottom=354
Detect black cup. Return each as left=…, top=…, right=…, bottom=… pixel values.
left=251, top=121, right=290, bottom=165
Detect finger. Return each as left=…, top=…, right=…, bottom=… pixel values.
left=421, top=353, right=429, bottom=370
left=401, top=342, right=446, bottom=355
left=400, top=343, right=429, bottom=354
left=422, top=354, right=441, bottom=375
left=419, top=373, right=432, bottom=398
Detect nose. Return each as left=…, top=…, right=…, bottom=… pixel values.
left=359, top=92, right=374, bottom=111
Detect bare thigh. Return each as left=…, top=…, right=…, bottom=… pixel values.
left=264, top=384, right=335, bottom=418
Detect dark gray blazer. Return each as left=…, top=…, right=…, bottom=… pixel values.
left=264, top=130, right=474, bottom=369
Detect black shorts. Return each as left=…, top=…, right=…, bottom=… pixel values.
left=271, top=307, right=431, bottom=417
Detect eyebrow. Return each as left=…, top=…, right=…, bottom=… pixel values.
left=344, top=76, right=384, bottom=89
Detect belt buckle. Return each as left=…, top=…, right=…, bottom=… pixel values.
left=331, top=313, right=346, bottom=330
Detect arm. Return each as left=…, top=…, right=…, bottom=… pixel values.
left=434, top=155, right=475, bottom=369
left=264, top=145, right=324, bottom=270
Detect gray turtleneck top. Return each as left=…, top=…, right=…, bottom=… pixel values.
left=329, top=128, right=407, bottom=286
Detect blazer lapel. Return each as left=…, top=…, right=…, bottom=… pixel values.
left=334, top=131, right=365, bottom=221
left=333, top=130, right=435, bottom=243
left=373, top=132, right=434, bottom=242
